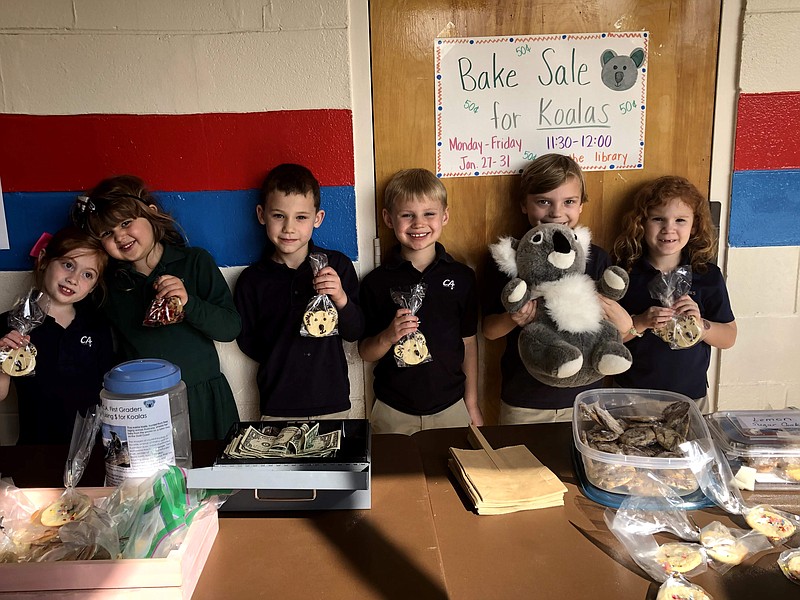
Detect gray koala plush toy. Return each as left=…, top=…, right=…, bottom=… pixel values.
left=490, top=223, right=632, bottom=388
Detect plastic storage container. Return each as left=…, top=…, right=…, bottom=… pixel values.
left=572, top=388, right=713, bottom=496
left=100, top=359, right=192, bottom=486
left=706, top=409, right=800, bottom=489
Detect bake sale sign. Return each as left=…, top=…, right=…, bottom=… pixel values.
left=434, top=32, right=648, bottom=178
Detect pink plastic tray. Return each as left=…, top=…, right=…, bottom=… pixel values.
left=0, top=487, right=218, bottom=599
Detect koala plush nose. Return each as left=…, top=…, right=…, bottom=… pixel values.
left=553, top=230, right=571, bottom=254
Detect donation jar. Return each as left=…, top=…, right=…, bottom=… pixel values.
left=100, top=359, right=192, bottom=485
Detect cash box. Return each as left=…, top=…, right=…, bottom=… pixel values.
left=706, top=409, right=800, bottom=489
left=186, top=419, right=371, bottom=511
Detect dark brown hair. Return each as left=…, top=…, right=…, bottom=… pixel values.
left=73, top=175, right=185, bottom=248
left=611, top=176, right=717, bottom=273
left=260, top=164, right=321, bottom=210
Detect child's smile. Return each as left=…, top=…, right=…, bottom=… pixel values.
left=644, top=198, right=695, bottom=270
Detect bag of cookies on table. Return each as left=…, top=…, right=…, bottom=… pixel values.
left=300, top=253, right=339, bottom=338
left=0, top=288, right=49, bottom=377
left=647, top=265, right=703, bottom=350
left=390, top=283, right=432, bottom=368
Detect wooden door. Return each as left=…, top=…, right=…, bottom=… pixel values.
left=370, top=0, right=722, bottom=424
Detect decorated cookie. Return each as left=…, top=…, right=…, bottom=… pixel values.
left=1, top=345, right=37, bottom=376
left=40, top=494, right=92, bottom=527
left=394, top=331, right=430, bottom=366
left=700, top=527, right=748, bottom=565
left=654, top=543, right=705, bottom=574
left=656, top=578, right=712, bottom=600
left=653, top=315, right=703, bottom=349
left=302, top=307, right=338, bottom=337
left=779, top=549, right=800, bottom=583
left=745, top=505, right=796, bottom=542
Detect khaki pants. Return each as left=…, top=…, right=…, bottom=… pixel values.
left=371, top=399, right=471, bottom=435
left=260, top=409, right=352, bottom=421
left=499, top=401, right=575, bottom=425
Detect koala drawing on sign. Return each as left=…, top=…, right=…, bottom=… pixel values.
left=600, top=47, right=645, bottom=91
left=490, top=223, right=632, bottom=388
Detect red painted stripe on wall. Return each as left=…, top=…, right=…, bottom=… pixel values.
left=0, top=110, right=354, bottom=192
left=734, top=92, right=800, bottom=171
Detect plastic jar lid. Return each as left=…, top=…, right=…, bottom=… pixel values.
left=104, top=359, right=182, bottom=395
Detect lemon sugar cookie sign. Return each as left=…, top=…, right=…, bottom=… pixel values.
left=434, top=32, right=648, bottom=178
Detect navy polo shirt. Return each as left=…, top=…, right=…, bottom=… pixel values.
left=482, top=243, right=613, bottom=410
left=360, top=243, right=478, bottom=415
left=234, top=242, right=364, bottom=416
left=4, top=302, right=115, bottom=445
left=614, top=257, right=735, bottom=398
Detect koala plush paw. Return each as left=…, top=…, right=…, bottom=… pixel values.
left=598, top=266, right=629, bottom=301
left=597, top=354, right=632, bottom=376
left=556, top=356, right=583, bottom=379
left=507, top=280, right=527, bottom=303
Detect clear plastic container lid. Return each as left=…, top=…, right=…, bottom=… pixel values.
left=706, top=409, right=800, bottom=458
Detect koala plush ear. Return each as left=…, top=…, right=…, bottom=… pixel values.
left=490, top=237, right=519, bottom=278
left=573, top=226, right=592, bottom=256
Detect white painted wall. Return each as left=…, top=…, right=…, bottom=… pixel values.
left=0, top=0, right=374, bottom=443
left=714, top=0, right=800, bottom=411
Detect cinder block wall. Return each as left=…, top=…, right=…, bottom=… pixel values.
left=718, top=0, right=800, bottom=410
left=0, top=0, right=369, bottom=444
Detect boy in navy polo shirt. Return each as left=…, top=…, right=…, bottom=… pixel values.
left=235, top=164, right=364, bottom=419
left=359, top=168, right=483, bottom=434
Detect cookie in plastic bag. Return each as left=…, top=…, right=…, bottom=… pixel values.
left=300, top=253, right=339, bottom=338
left=647, top=265, right=702, bottom=350
left=143, top=296, right=185, bottom=327
left=390, top=284, right=432, bottom=367
left=0, top=288, right=48, bottom=377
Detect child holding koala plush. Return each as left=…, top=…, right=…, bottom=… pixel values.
left=483, top=154, right=633, bottom=424
left=611, top=176, right=737, bottom=410
left=359, top=168, right=483, bottom=434
left=235, top=163, right=364, bottom=420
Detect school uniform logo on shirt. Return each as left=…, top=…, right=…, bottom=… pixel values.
left=80, top=336, right=93, bottom=347
left=442, top=279, right=455, bottom=290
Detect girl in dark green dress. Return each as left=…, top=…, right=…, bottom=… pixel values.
left=73, top=175, right=241, bottom=440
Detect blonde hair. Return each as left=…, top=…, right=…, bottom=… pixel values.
left=612, top=176, right=717, bottom=273
left=520, top=153, right=587, bottom=204
left=383, top=169, right=447, bottom=212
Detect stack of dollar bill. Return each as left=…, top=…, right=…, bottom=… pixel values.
left=224, top=422, right=341, bottom=459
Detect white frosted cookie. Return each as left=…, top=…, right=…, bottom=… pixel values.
left=745, top=505, right=796, bottom=541
left=394, top=331, right=430, bottom=366
left=700, top=527, right=748, bottom=565
left=656, top=578, right=711, bottom=600
left=655, top=543, right=705, bottom=573
left=781, top=551, right=800, bottom=582
left=302, top=307, right=338, bottom=337
left=1, top=346, right=37, bottom=376
left=40, top=494, right=91, bottom=527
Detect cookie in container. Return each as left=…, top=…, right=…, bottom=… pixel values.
left=573, top=388, right=713, bottom=496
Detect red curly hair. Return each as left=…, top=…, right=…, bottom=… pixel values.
left=611, top=176, right=717, bottom=273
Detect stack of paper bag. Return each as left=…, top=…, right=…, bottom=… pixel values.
left=449, top=425, right=567, bottom=515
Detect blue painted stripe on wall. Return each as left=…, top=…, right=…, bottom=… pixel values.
left=0, top=186, right=357, bottom=270
left=730, top=170, right=800, bottom=247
